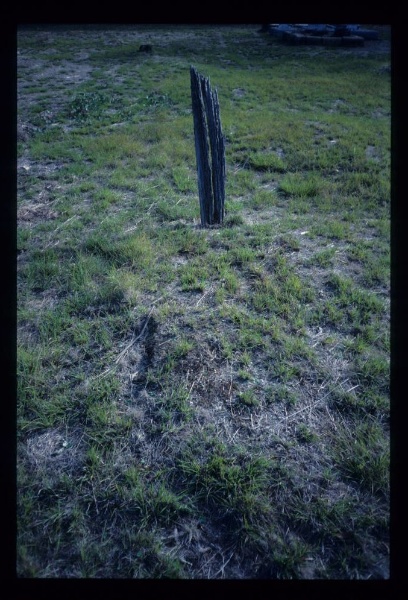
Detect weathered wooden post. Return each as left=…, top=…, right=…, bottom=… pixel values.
left=190, top=66, right=225, bottom=227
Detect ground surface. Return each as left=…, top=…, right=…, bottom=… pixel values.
left=17, top=25, right=390, bottom=579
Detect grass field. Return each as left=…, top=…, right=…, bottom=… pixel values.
left=17, top=24, right=390, bottom=579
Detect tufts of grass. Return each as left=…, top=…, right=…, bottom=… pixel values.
left=223, top=270, right=240, bottom=295
left=361, top=255, right=389, bottom=288
left=177, top=450, right=273, bottom=529
left=310, top=220, right=350, bottom=241
left=224, top=213, right=245, bottom=227
left=354, top=353, right=389, bottom=394
left=307, top=272, right=384, bottom=332
left=67, top=91, right=113, bottom=122
left=279, top=172, right=324, bottom=198
left=306, top=247, right=337, bottom=267
left=171, top=166, right=195, bottom=192
left=154, top=197, right=195, bottom=222
left=84, top=230, right=156, bottom=271
left=179, top=261, right=208, bottom=293
left=251, top=259, right=314, bottom=321
left=251, top=189, right=278, bottom=210
left=265, top=385, right=298, bottom=407
left=275, top=233, right=301, bottom=252
left=92, top=187, right=123, bottom=209
left=296, top=424, right=318, bottom=444
left=248, top=151, right=286, bottom=172
left=329, top=386, right=389, bottom=421
left=238, top=389, right=259, bottom=407
left=168, top=226, right=209, bottom=256
left=227, top=245, right=257, bottom=267
left=228, top=169, right=258, bottom=194
left=330, top=421, right=389, bottom=497
left=154, top=384, right=194, bottom=429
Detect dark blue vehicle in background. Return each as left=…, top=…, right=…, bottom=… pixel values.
left=266, top=24, right=379, bottom=44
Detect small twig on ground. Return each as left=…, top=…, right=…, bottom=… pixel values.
left=53, top=214, right=79, bottom=232
left=44, top=216, right=79, bottom=247
left=284, top=405, right=288, bottom=433
left=251, top=413, right=265, bottom=430
left=187, top=371, right=203, bottom=399
left=196, top=285, right=213, bottom=307
left=227, top=426, right=240, bottom=443
left=284, top=391, right=332, bottom=422
left=92, top=298, right=163, bottom=380
left=325, top=404, right=338, bottom=431
left=124, top=220, right=145, bottom=233
left=233, top=158, right=249, bottom=174
left=213, top=551, right=234, bottom=579
left=227, top=374, right=235, bottom=415
left=197, top=552, right=216, bottom=577
left=143, top=184, right=161, bottom=193
left=115, top=312, right=152, bottom=365
left=43, top=239, right=61, bottom=249
left=91, top=480, right=99, bottom=515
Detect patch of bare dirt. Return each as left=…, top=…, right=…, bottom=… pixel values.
left=18, top=203, right=59, bottom=222
left=25, top=427, right=86, bottom=475
left=18, top=170, right=64, bottom=226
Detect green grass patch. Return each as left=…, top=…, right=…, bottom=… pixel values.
left=330, top=421, right=389, bottom=497
left=279, top=172, right=325, bottom=198
left=248, top=151, right=286, bottom=172
left=251, top=189, right=278, bottom=210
